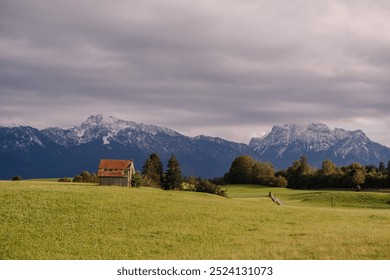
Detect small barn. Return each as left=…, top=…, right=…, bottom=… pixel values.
left=97, top=159, right=135, bottom=187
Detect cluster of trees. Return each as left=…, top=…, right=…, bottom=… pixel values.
left=142, top=153, right=226, bottom=196
left=221, top=155, right=390, bottom=190
left=279, top=155, right=390, bottom=190
left=223, top=156, right=288, bottom=187
left=142, top=153, right=182, bottom=190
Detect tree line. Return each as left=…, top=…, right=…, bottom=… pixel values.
left=222, top=155, right=287, bottom=187
left=62, top=153, right=390, bottom=192
left=222, top=155, right=390, bottom=190
left=140, top=153, right=226, bottom=196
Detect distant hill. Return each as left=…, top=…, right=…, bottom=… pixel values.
left=1, top=115, right=389, bottom=179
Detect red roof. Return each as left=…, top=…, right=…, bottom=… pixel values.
left=97, top=159, right=133, bottom=177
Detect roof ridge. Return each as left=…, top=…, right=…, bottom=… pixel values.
left=100, top=159, right=133, bottom=161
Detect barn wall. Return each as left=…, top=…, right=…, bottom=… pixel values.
left=100, top=177, right=129, bottom=187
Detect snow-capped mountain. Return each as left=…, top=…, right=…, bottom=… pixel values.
left=41, top=115, right=182, bottom=146
left=249, top=123, right=390, bottom=168
left=1, top=117, right=390, bottom=179
left=0, top=115, right=252, bottom=179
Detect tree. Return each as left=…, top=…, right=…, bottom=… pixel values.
left=142, top=153, right=164, bottom=188
left=350, top=169, right=365, bottom=187
left=320, top=160, right=337, bottom=176
left=297, top=155, right=313, bottom=175
left=163, top=154, right=182, bottom=190
left=379, top=161, right=386, bottom=173
left=345, top=163, right=365, bottom=188
left=315, top=160, right=344, bottom=188
left=225, top=155, right=256, bottom=184
left=251, top=162, right=274, bottom=185
left=272, top=175, right=288, bottom=188
left=285, top=155, right=314, bottom=189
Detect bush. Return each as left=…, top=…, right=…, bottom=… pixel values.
left=271, top=175, right=288, bottom=188
left=58, top=177, right=71, bottom=182
left=12, top=175, right=22, bottom=181
left=195, top=178, right=227, bottom=197
left=131, top=172, right=143, bottom=188
left=73, top=171, right=99, bottom=183
left=181, top=182, right=196, bottom=191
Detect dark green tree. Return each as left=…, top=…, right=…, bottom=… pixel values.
left=163, top=154, right=182, bottom=190
left=379, top=161, right=386, bottom=173
left=285, top=155, right=314, bottom=189
left=142, top=153, right=164, bottom=188
left=225, top=155, right=256, bottom=184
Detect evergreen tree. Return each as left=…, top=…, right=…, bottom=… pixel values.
left=142, top=153, right=164, bottom=188
left=163, top=154, right=182, bottom=190
left=379, top=161, right=386, bottom=173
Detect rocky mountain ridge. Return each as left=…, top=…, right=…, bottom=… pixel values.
left=1, top=116, right=389, bottom=179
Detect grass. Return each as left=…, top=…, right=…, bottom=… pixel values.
left=26, top=178, right=64, bottom=182
left=1, top=181, right=390, bottom=260
left=225, top=184, right=390, bottom=209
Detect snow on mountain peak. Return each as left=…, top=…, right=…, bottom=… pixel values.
left=83, top=115, right=135, bottom=132
left=68, top=115, right=134, bottom=144
left=55, top=115, right=181, bottom=145
left=249, top=122, right=370, bottom=156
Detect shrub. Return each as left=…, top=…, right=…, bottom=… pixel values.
left=58, top=177, right=71, bottom=182
left=131, top=172, right=143, bottom=188
left=181, top=182, right=196, bottom=192
left=195, top=178, right=227, bottom=197
left=73, top=171, right=99, bottom=183
left=12, top=175, right=22, bottom=181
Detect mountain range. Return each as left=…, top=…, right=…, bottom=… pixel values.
left=1, top=115, right=389, bottom=179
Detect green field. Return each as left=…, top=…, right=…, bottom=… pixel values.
left=1, top=181, right=390, bottom=260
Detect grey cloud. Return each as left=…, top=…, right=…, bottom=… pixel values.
left=1, top=0, right=390, bottom=145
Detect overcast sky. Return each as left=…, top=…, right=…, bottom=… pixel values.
left=1, top=0, right=390, bottom=145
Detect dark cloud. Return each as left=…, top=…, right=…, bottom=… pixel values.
left=1, top=0, right=390, bottom=145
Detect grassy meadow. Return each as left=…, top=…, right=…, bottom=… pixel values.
left=1, top=181, right=390, bottom=260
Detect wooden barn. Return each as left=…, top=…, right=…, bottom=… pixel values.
left=97, top=159, right=135, bottom=187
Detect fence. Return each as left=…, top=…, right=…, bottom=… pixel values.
left=269, top=192, right=284, bottom=206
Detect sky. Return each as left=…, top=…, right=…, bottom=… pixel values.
left=1, top=0, right=390, bottom=145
